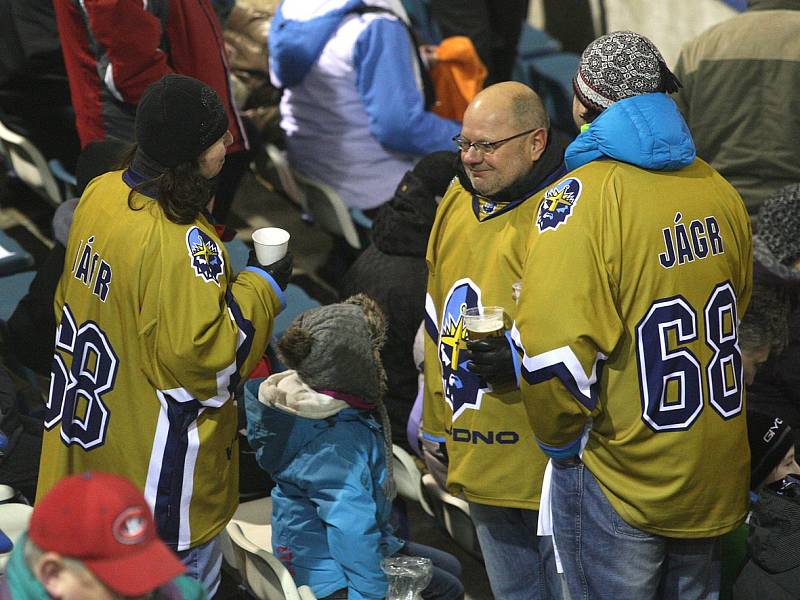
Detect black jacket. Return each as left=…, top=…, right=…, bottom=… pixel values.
left=733, top=485, right=800, bottom=599
left=339, top=167, right=440, bottom=450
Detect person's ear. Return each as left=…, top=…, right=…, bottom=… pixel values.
left=529, top=128, right=548, bottom=162
left=33, top=552, right=71, bottom=597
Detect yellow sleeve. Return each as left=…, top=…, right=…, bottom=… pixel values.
left=514, top=182, right=624, bottom=457
left=422, top=290, right=446, bottom=441
left=421, top=213, right=446, bottom=442
left=140, top=234, right=283, bottom=407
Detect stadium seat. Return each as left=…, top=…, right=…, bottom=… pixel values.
left=0, top=271, right=36, bottom=321
left=0, top=230, right=34, bottom=278
left=421, top=473, right=482, bottom=560
left=272, top=283, right=321, bottom=340
left=224, top=237, right=250, bottom=274
left=221, top=497, right=317, bottom=600
left=0, top=499, right=33, bottom=574
left=512, top=25, right=581, bottom=136
left=291, top=169, right=364, bottom=251
left=264, top=143, right=304, bottom=209
left=392, top=444, right=435, bottom=517
left=0, top=119, right=66, bottom=206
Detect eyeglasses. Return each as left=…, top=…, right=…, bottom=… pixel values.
left=452, top=128, right=539, bottom=155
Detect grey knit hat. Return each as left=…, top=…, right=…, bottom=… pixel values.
left=277, top=294, right=387, bottom=402
left=573, top=31, right=681, bottom=112
left=277, top=294, right=396, bottom=498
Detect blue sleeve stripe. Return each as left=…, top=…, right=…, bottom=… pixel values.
left=503, top=330, right=521, bottom=388
left=225, top=290, right=256, bottom=395
left=536, top=434, right=583, bottom=459
left=421, top=431, right=446, bottom=443
left=520, top=346, right=606, bottom=412
left=243, top=266, right=286, bottom=312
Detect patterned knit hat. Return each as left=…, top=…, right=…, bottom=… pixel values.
left=573, top=31, right=682, bottom=112
left=277, top=294, right=396, bottom=498
left=755, top=183, right=800, bottom=266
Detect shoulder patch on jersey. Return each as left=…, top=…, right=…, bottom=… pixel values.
left=186, top=227, right=225, bottom=285
left=536, top=177, right=582, bottom=232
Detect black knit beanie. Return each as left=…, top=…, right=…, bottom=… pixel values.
left=748, top=410, right=796, bottom=489
left=573, top=31, right=681, bottom=112
left=135, top=74, right=229, bottom=169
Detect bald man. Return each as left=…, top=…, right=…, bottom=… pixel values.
left=421, top=82, right=568, bottom=600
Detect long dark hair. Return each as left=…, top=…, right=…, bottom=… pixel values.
left=123, top=145, right=213, bottom=225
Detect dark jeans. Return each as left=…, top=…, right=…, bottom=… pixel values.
left=319, top=541, right=464, bottom=600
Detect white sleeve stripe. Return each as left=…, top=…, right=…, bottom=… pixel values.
left=178, top=422, right=200, bottom=551
left=520, top=343, right=607, bottom=411
left=424, top=293, right=439, bottom=341
left=510, top=323, right=526, bottom=354
left=144, top=396, right=169, bottom=513
left=425, top=293, right=437, bottom=325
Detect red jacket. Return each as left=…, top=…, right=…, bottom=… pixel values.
left=54, top=0, right=248, bottom=155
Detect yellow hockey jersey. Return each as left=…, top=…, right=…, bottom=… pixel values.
left=514, top=158, right=753, bottom=537
left=423, top=177, right=550, bottom=509
left=38, top=171, right=283, bottom=550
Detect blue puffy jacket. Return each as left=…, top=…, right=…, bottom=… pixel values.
left=244, top=375, right=403, bottom=600
left=565, top=93, right=696, bottom=173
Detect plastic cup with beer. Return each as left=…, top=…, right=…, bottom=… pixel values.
left=462, top=306, right=505, bottom=340
left=251, top=227, right=290, bottom=265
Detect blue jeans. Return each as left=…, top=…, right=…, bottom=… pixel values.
left=468, top=502, right=563, bottom=600
left=400, top=541, right=464, bottom=600
left=176, top=534, right=223, bottom=597
left=550, top=460, right=721, bottom=600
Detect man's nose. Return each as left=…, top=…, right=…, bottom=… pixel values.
left=461, top=146, right=483, bottom=164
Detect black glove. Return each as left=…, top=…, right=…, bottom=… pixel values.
left=464, top=336, right=516, bottom=388
left=248, top=250, right=293, bottom=291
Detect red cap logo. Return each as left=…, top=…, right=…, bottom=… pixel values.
left=112, top=507, right=149, bottom=545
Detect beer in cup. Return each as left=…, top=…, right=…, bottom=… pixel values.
left=462, top=306, right=505, bottom=340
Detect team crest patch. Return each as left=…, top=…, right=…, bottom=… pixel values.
left=536, top=178, right=582, bottom=232
left=186, top=227, right=225, bottom=285
left=438, top=279, right=491, bottom=421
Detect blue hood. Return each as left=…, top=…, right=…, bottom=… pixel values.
left=269, top=0, right=364, bottom=88
left=565, top=94, right=696, bottom=172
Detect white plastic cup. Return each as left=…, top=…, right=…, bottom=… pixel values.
left=252, top=227, right=290, bottom=265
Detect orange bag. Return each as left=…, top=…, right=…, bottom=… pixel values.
left=429, top=36, right=488, bottom=121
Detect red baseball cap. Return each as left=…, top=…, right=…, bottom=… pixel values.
left=29, top=472, right=186, bottom=596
